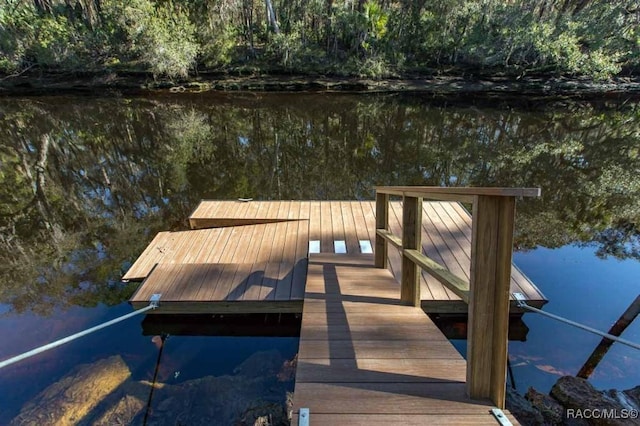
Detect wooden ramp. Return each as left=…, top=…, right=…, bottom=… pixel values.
left=292, top=253, right=518, bottom=425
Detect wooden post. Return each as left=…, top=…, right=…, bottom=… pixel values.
left=467, top=195, right=515, bottom=409
left=401, top=196, right=422, bottom=306
left=375, top=192, right=389, bottom=268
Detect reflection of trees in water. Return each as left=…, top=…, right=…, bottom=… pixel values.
left=0, top=95, right=638, bottom=312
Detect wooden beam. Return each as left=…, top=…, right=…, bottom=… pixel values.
left=401, top=196, right=422, bottom=306
left=376, top=229, right=402, bottom=249
left=375, top=186, right=541, bottom=198
left=404, top=249, right=469, bottom=303
left=466, top=195, right=515, bottom=409
left=373, top=188, right=475, bottom=204
left=375, top=192, right=389, bottom=268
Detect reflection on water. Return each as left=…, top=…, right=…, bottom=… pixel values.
left=512, top=245, right=640, bottom=393
left=0, top=93, right=639, bottom=421
left=0, top=305, right=298, bottom=424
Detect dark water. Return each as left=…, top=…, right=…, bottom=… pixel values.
left=0, top=93, right=639, bottom=423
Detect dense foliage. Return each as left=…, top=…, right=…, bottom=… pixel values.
left=0, top=0, right=638, bottom=79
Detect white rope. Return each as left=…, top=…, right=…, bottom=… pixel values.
left=0, top=296, right=160, bottom=370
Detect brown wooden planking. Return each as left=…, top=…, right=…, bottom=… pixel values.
left=298, top=339, right=463, bottom=360
left=292, top=413, right=517, bottom=426
left=447, top=201, right=544, bottom=301
left=435, top=201, right=528, bottom=297
left=122, top=231, right=171, bottom=281
left=239, top=202, right=272, bottom=301
left=263, top=201, right=291, bottom=301
left=339, top=201, right=358, bottom=253
left=351, top=201, right=372, bottom=248
left=361, top=200, right=377, bottom=246
left=128, top=200, right=545, bottom=314
left=375, top=185, right=540, bottom=198
left=291, top=202, right=310, bottom=300
left=208, top=263, right=244, bottom=300
left=130, top=299, right=303, bottom=314
left=191, top=228, right=236, bottom=300
left=255, top=202, right=284, bottom=300
left=385, top=201, right=405, bottom=281
left=330, top=201, right=345, bottom=250
left=419, top=220, right=455, bottom=301
left=293, top=382, right=494, bottom=415
left=274, top=201, right=301, bottom=300
left=296, top=358, right=467, bottom=383
left=294, top=238, right=517, bottom=422
left=226, top=205, right=264, bottom=301
left=320, top=201, right=333, bottom=253
left=308, top=201, right=322, bottom=244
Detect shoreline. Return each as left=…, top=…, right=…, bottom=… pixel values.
left=2, top=71, right=640, bottom=99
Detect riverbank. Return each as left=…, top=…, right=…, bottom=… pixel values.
left=2, top=71, right=640, bottom=99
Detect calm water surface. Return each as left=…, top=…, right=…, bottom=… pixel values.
left=0, top=93, right=639, bottom=423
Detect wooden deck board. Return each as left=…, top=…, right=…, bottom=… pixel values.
left=130, top=200, right=546, bottom=314
left=386, top=200, right=405, bottom=283
left=292, top=413, right=518, bottom=426
left=330, top=201, right=346, bottom=252
left=293, top=253, right=516, bottom=424
left=340, top=201, right=357, bottom=253
left=320, top=202, right=333, bottom=253
left=265, top=201, right=291, bottom=301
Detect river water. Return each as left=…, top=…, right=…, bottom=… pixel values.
left=0, top=93, right=638, bottom=423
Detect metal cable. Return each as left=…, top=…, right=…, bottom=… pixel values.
left=0, top=296, right=160, bottom=370
left=514, top=294, right=640, bottom=351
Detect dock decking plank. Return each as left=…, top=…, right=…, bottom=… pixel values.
left=385, top=201, right=405, bottom=282
left=122, top=231, right=171, bottom=281
left=340, top=201, right=360, bottom=254
left=263, top=201, right=291, bottom=301
left=293, top=253, right=515, bottom=423
left=130, top=200, right=546, bottom=315
left=293, top=413, right=517, bottom=426
left=320, top=201, right=333, bottom=253
left=254, top=202, right=284, bottom=300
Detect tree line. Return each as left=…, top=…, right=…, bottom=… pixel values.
left=0, top=0, right=639, bottom=79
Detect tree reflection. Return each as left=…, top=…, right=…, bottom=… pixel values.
left=0, top=94, right=638, bottom=313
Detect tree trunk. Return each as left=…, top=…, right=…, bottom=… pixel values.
left=265, top=0, right=280, bottom=34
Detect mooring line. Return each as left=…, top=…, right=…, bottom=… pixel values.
left=0, top=294, right=161, bottom=370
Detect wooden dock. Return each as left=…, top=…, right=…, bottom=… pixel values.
left=128, top=200, right=546, bottom=314
left=124, top=187, right=544, bottom=419
left=292, top=253, right=518, bottom=424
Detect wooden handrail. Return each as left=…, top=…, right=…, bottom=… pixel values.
left=404, top=249, right=470, bottom=303
left=374, top=185, right=540, bottom=410
left=375, top=186, right=541, bottom=198
left=375, top=229, right=402, bottom=249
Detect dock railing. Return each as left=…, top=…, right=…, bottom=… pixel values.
left=374, top=186, right=541, bottom=409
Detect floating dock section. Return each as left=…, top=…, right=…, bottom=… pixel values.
left=127, top=200, right=546, bottom=314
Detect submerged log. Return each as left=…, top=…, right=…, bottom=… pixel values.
left=10, top=355, right=131, bottom=426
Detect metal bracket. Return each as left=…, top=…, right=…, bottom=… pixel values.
left=512, top=292, right=527, bottom=308
left=299, top=408, right=309, bottom=426
left=491, top=408, right=513, bottom=426
left=149, top=294, right=162, bottom=309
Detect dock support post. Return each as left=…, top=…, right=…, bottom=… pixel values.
left=375, top=192, right=389, bottom=268
left=401, top=196, right=422, bottom=306
left=467, top=195, right=515, bottom=409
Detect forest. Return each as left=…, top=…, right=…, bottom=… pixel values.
left=1, top=0, right=639, bottom=80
